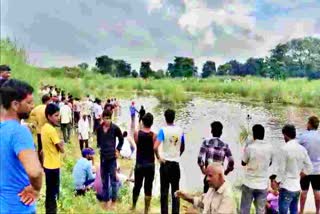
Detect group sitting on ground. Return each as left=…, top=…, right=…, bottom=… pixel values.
left=0, top=69, right=319, bottom=214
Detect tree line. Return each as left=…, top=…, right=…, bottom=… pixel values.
left=78, top=37, right=320, bottom=80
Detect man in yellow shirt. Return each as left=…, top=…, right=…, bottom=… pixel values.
left=41, top=103, right=64, bottom=214
left=29, top=94, right=51, bottom=164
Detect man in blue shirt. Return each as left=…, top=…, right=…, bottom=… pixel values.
left=73, top=148, right=96, bottom=196
left=0, top=79, right=43, bottom=213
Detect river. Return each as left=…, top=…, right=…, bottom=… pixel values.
left=112, top=96, right=318, bottom=211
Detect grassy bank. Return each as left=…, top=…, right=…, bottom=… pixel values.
left=1, top=39, right=320, bottom=107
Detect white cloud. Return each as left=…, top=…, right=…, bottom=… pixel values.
left=146, top=0, right=163, bottom=13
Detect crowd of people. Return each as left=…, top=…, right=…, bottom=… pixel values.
left=0, top=64, right=319, bottom=214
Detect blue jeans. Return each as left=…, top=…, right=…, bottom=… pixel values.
left=279, top=188, right=300, bottom=214
left=100, top=157, right=117, bottom=202
left=240, top=185, right=267, bottom=214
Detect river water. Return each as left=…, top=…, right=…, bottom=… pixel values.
left=113, top=96, right=318, bottom=211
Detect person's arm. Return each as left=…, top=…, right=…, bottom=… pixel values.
left=49, top=127, right=65, bottom=153
left=115, top=126, right=124, bottom=151
left=224, top=145, right=235, bottom=175
left=87, top=162, right=96, bottom=180
left=14, top=127, right=43, bottom=205
left=154, top=129, right=164, bottom=161
left=134, top=131, right=139, bottom=145
left=241, top=146, right=250, bottom=166
left=180, top=133, right=185, bottom=156
left=175, top=190, right=195, bottom=204
left=301, top=148, right=313, bottom=176
left=197, top=140, right=207, bottom=175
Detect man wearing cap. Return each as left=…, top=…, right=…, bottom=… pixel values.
left=0, top=64, right=11, bottom=87
left=72, top=148, right=96, bottom=196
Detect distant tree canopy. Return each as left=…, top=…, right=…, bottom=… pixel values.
left=140, top=61, right=154, bottom=79
left=168, top=57, right=197, bottom=78
left=78, top=62, right=89, bottom=70
left=95, top=55, right=131, bottom=77
left=202, top=61, right=216, bottom=78
left=91, top=37, right=320, bottom=79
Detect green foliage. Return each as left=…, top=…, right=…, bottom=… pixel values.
left=202, top=61, right=216, bottom=78
left=78, top=62, right=89, bottom=70
left=139, top=61, right=154, bottom=78
left=168, top=57, right=197, bottom=77
left=131, top=69, right=138, bottom=78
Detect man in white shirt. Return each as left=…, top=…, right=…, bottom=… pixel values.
left=93, top=98, right=103, bottom=132
left=60, top=99, right=72, bottom=143
left=78, top=114, right=90, bottom=151
left=241, top=124, right=274, bottom=214
left=298, top=116, right=320, bottom=214
left=276, top=124, right=313, bottom=214
left=154, top=109, right=185, bottom=214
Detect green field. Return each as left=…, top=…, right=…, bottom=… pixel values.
left=1, top=39, right=320, bottom=107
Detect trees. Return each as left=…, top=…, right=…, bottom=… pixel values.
left=95, top=55, right=114, bottom=75
left=78, top=63, right=89, bottom=70
left=114, top=60, right=131, bottom=77
left=140, top=61, right=154, bottom=78
left=202, top=61, right=216, bottom=78
left=131, top=70, right=138, bottom=78
left=168, top=57, right=197, bottom=77
left=217, top=63, right=232, bottom=75
left=95, top=56, right=131, bottom=77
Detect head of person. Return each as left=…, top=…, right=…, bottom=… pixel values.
left=0, top=79, right=34, bottom=120
left=64, top=98, right=69, bottom=105
left=96, top=98, right=101, bottom=105
left=307, top=116, right=319, bottom=131
left=45, top=103, right=60, bottom=126
left=211, top=121, right=223, bottom=138
left=82, top=114, right=87, bottom=120
left=131, top=101, right=135, bottom=106
left=102, top=110, right=112, bottom=126
left=269, top=175, right=278, bottom=191
left=282, top=124, right=296, bottom=142
left=164, top=109, right=175, bottom=125
left=82, top=147, right=95, bottom=160
left=0, top=65, right=11, bottom=79
left=142, top=112, right=154, bottom=128
left=42, top=94, right=51, bottom=105
left=205, top=163, right=225, bottom=190
left=141, top=105, right=144, bottom=110
left=123, top=131, right=128, bottom=138
left=107, top=99, right=111, bottom=104
left=252, top=124, right=265, bottom=140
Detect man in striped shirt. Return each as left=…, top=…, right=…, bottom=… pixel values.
left=198, top=121, right=234, bottom=193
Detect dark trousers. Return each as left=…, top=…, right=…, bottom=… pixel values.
left=160, top=161, right=180, bottom=214
left=132, top=164, right=155, bottom=206
left=44, top=168, right=60, bottom=214
left=61, top=123, right=71, bottom=143
left=79, top=139, right=89, bottom=151
left=93, top=118, right=100, bottom=132
left=74, top=111, right=80, bottom=126
left=37, top=134, right=43, bottom=165
left=75, top=178, right=95, bottom=196
left=101, top=157, right=118, bottom=202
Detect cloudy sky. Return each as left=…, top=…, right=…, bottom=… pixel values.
left=1, top=0, right=320, bottom=71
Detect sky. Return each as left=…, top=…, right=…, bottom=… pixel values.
left=1, top=0, right=320, bottom=71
